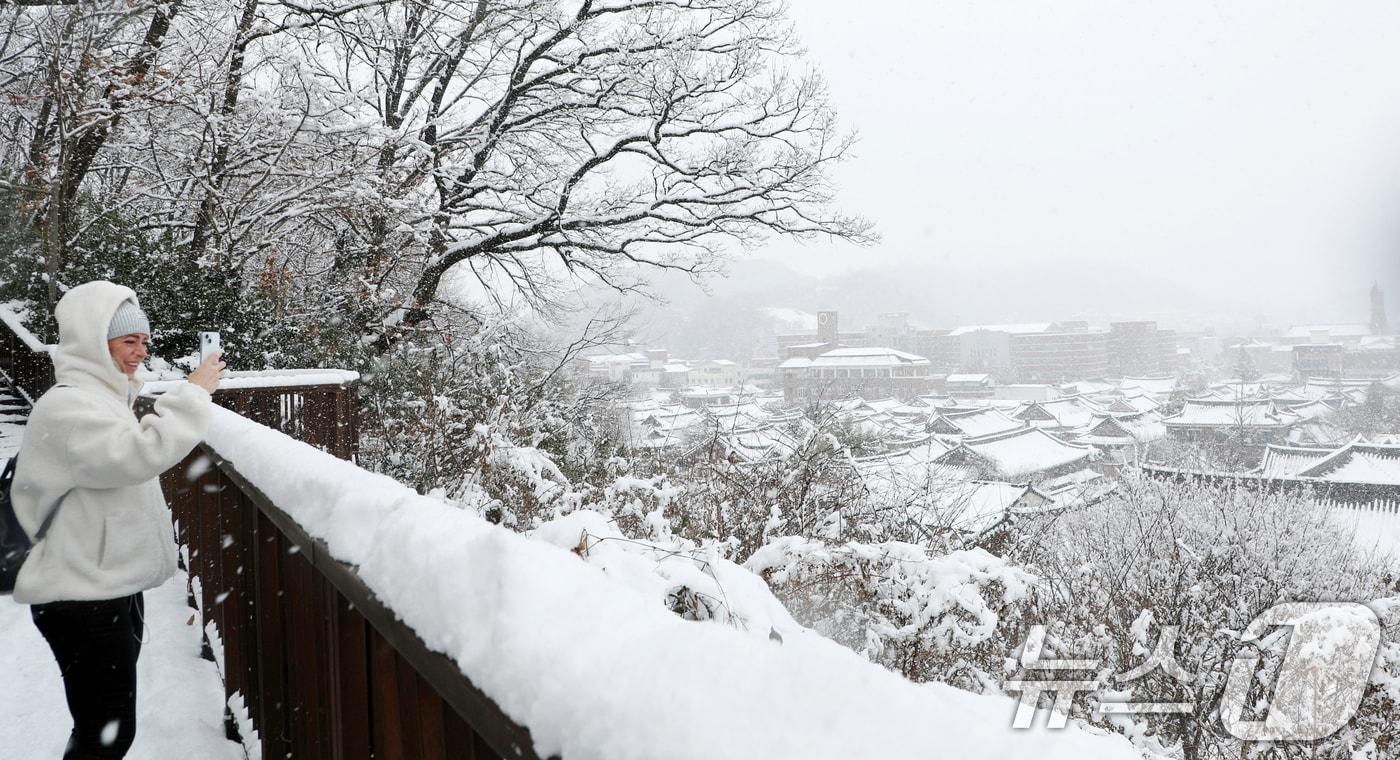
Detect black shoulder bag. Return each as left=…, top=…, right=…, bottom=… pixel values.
left=0, top=456, right=69, bottom=595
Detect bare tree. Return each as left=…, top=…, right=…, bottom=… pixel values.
left=270, top=0, right=873, bottom=349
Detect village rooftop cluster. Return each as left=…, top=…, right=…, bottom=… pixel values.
left=576, top=285, right=1400, bottom=535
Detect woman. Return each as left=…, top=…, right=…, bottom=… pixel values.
left=11, top=281, right=225, bottom=759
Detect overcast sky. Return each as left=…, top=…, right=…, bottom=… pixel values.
left=755, top=0, right=1400, bottom=324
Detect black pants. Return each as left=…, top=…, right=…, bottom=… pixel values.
left=30, top=593, right=145, bottom=759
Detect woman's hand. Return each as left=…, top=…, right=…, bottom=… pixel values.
left=188, top=351, right=226, bottom=394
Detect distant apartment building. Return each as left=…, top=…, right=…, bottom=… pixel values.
left=779, top=347, right=936, bottom=402
left=1014, top=327, right=1110, bottom=382
left=945, top=322, right=1111, bottom=383
left=775, top=311, right=1180, bottom=384
left=686, top=360, right=743, bottom=388
left=1107, top=321, right=1178, bottom=376
left=743, top=357, right=781, bottom=388
left=1292, top=343, right=1345, bottom=380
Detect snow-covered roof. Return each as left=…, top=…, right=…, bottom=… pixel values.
left=1164, top=399, right=1299, bottom=428
left=778, top=356, right=814, bottom=370
left=585, top=352, right=649, bottom=366
left=930, top=408, right=1026, bottom=438
left=1118, top=375, right=1177, bottom=395
left=680, top=386, right=740, bottom=398
left=1286, top=419, right=1350, bottom=447
left=943, top=427, right=1094, bottom=480
left=810, top=347, right=930, bottom=368
left=1291, top=441, right=1400, bottom=484
left=947, top=323, right=1053, bottom=337
left=1017, top=396, right=1103, bottom=430
left=1259, top=444, right=1338, bottom=478
left=1283, top=324, right=1372, bottom=340
left=1061, top=380, right=1117, bottom=396
left=141, top=368, right=360, bottom=393
left=921, top=481, right=1054, bottom=533
left=721, top=425, right=806, bottom=463
left=1357, top=336, right=1396, bottom=350
left=945, top=373, right=992, bottom=384
left=1077, top=412, right=1166, bottom=445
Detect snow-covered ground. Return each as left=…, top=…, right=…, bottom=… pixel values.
left=0, top=421, right=20, bottom=461
left=0, top=569, right=243, bottom=759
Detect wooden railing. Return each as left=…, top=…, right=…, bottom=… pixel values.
left=161, top=432, right=544, bottom=760
left=0, top=313, right=547, bottom=760
left=0, top=304, right=54, bottom=404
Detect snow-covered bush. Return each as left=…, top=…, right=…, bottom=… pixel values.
left=1015, top=474, right=1400, bottom=759
left=747, top=537, right=1034, bottom=690
left=358, top=320, right=626, bottom=522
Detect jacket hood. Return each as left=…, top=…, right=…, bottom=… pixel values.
left=53, top=281, right=145, bottom=400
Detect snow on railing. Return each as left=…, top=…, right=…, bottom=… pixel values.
left=141, top=367, right=360, bottom=393
left=193, top=404, right=1139, bottom=760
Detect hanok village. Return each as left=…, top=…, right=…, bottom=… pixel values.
left=590, top=286, right=1400, bottom=543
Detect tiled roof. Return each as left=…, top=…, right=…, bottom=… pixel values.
left=1294, top=442, right=1400, bottom=485
left=1119, top=375, right=1177, bottom=395
left=810, top=347, right=931, bottom=368
left=1258, top=444, right=1337, bottom=477
left=930, top=408, right=1027, bottom=438
left=943, top=427, right=1094, bottom=480
left=1165, top=399, right=1298, bottom=428
left=1018, top=396, right=1104, bottom=430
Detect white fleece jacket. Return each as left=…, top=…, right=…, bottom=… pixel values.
left=11, top=281, right=211, bottom=604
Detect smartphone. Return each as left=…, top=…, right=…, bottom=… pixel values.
left=199, top=331, right=222, bottom=365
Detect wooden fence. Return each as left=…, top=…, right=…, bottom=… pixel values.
left=161, top=429, right=544, bottom=760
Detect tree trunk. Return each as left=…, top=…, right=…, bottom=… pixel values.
left=188, top=0, right=259, bottom=263
left=53, top=1, right=184, bottom=217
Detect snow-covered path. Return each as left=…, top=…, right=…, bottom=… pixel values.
left=0, top=566, right=243, bottom=759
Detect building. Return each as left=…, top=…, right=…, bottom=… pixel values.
left=994, top=384, right=1061, bottom=402
left=686, top=360, right=742, bottom=388
left=1013, top=328, right=1110, bottom=382
left=1280, top=324, right=1373, bottom=347
left=935, top=426, right=1097, bottom=484
left=938, top=322, right=1122, bottom=383
left=1372, top=283, right=1390, bottom=336
left=1293, top=343, right=1345, bottom=380
left=775, top=310, right=866, bottom=358
left=1108, top=321, right=1178, bottom=377
left=944, top=373, right=995, bottom=398
left=779, top=346, right=936, bottom=402
left=1163, top=398, right=1299, bottom=449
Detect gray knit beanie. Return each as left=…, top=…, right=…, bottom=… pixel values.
left=107, top=300, right=151, bottom=340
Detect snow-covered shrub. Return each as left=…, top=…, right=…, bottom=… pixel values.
left=531, top=510, right=805, bottom=642
left=1017, top=473, right=1400, bottom=759
left=357, top=318, right=626, bottom=522
left=747, top=536, right=1034, bottom=690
